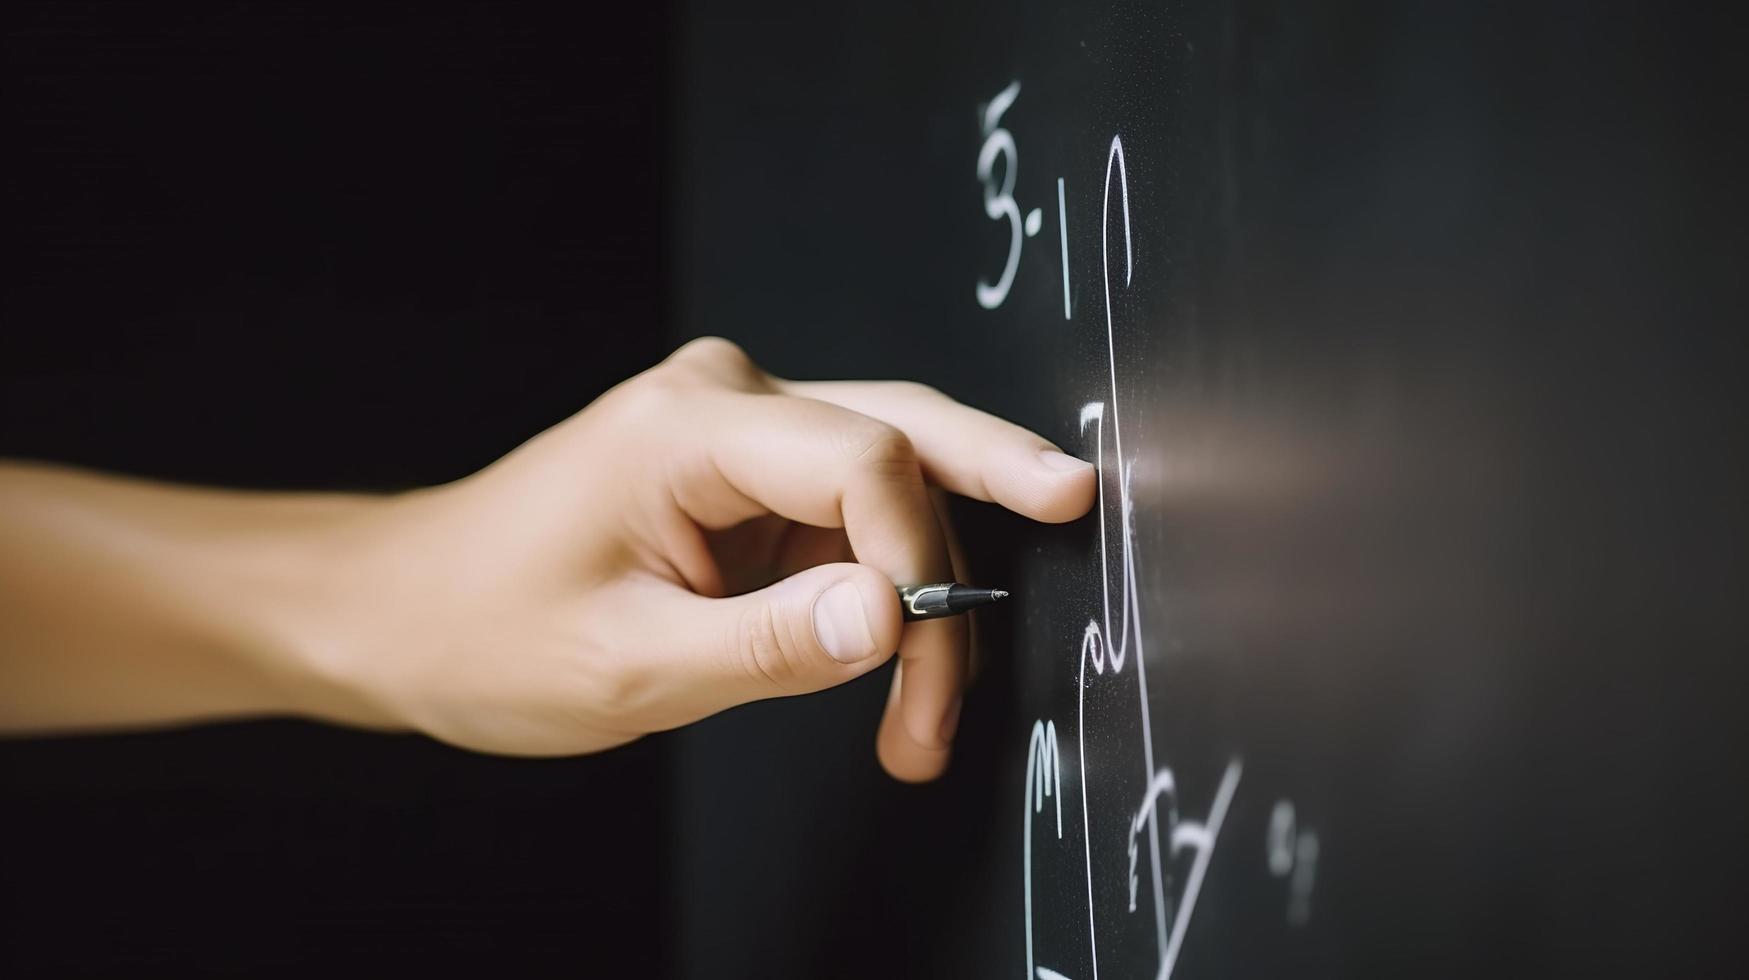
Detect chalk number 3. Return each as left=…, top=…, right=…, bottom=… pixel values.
left=977, top=81, right=1042, bottom=309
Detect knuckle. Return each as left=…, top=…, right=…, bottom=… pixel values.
left=733, top=601, right=807, bottom=691
left=659, top=337, right=773, bottom=392
left=837, top=419, right=917, bottom=471
left=674, top=335, right=749, bottom=365
left=671, top=336, right=752, bottom=372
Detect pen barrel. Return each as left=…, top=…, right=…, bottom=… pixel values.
left=897, top=583, right=1005, bottom=621
left=898, top=583, right=955, bottom=621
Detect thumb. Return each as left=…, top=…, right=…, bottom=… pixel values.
left=644, top=562, right=904, bottom=719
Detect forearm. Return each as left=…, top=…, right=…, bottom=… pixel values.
left=0, top=461, right=387, bottom=735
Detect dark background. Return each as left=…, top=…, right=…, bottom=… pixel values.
left=3, top=3, right=674, bottom=975
left=5, top=2, right=1747, bottom=978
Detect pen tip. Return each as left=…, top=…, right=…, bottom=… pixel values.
left=991, top=589, right=1009, bottom=600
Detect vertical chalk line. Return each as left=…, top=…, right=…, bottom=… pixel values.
left=1102, top=132, right=1169, bottom=965
left=1077, top=625, right=1100, bottom=980
left=1058, top=177, right=1072, bottom=319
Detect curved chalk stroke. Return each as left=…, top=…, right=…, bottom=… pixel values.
left=1072, top=136, right=1244, bottom=980
left=1010, top=128, right=1246, bottom=980
left=1087, top=132, right=1174, bottom=971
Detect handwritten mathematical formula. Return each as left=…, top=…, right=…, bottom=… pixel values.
left=980, top=82, right=1320, bottom=980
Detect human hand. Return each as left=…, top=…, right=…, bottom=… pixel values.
left=289, top=338, right=1095, bottom=780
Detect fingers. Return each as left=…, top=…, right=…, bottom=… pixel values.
left=650, top=341, right=1094, bottom=527
left=878, top=616, right=967, bottom=782
left=643, top=340, right=1091, bottom=782
left=782, top=379, right=1097, bottom=524
left=876, top=489, right=973, bottom=782
left=691, top=393, right=965, bottom=778
left=932, top=487, right=983, bottom=686
left=627, top=553, right=963, bottom=787
left=630, top=563, right=903, bottom=722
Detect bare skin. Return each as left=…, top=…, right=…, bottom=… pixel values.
left=0, top=338, right=1095, bottom=782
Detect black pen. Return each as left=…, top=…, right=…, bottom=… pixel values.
left=896, top=582, right=1010, bottom=622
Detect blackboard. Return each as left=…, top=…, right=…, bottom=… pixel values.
left=669, top=1, right=1744, bottom=976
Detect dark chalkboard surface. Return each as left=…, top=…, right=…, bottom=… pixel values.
left=670, top=1, right=1744, bottom=976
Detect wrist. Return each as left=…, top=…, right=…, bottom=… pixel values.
left=223, top=490, right=417, bottom=732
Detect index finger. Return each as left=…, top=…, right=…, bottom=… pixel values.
left=779, top=380, right=1096, bottom=524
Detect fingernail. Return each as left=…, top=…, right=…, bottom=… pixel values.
left=1038, top=449, right=1094, bottom=473
left=813, top=581, right=878, bottom=663
left=939, top=696, right=963, bottom=744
